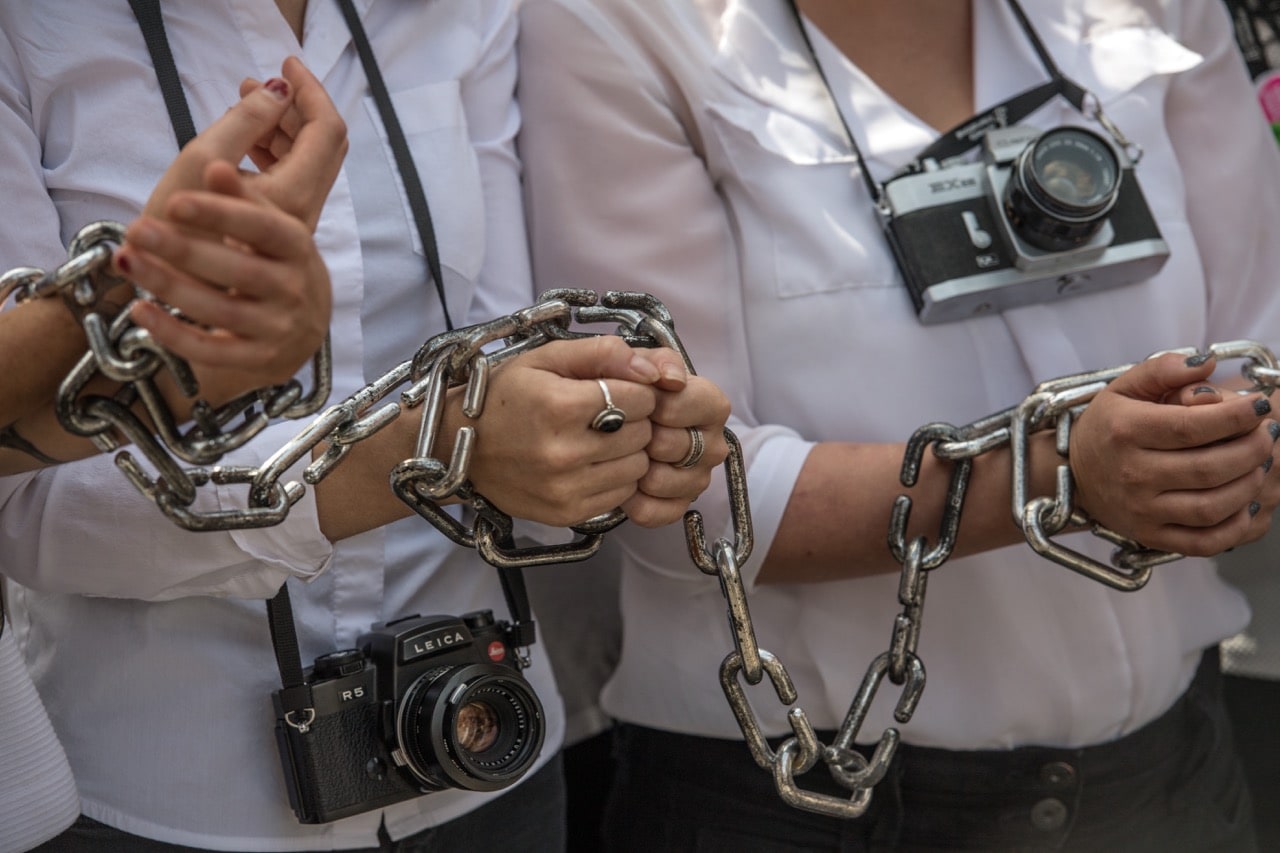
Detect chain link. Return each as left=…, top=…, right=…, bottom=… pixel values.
left=11, top=225, right=1280, bottom=819
left=4, top=231, right=694, bottom=567
left=687, top=339, right=1280, bottom=819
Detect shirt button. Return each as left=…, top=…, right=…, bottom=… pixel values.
left=1030, top=797, right=1069, bottom=831
left=1039, top=761, right=1077, bottom=789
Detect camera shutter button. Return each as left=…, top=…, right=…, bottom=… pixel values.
left=313, top=648, right=365, bottom=679
left=462, top=610, right=496, bottom=631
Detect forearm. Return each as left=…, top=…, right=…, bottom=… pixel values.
left=312, top=409, right=423, bottom=542
left=0, top=347, right=278, bottom=477
left=759, top=431, right=1062, bottom=583
left=0, top=299, right=87, bottom=428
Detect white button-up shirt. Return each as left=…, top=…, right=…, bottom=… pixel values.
left=0, top=2, right=563, bottom=849
left=519, top=0, right=1280, bottom=749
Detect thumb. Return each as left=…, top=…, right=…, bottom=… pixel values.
left=195, top=78, right=295, bottom=163
left=521, top=336, right=670, bottom=384
left=1107, top=351, right=1216, bottom=403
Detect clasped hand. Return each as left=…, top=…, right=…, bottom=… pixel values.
left=1069, top=352, right=1279, bottom=556
left=116, top=56, right=346, bottom=405
left=457, top=335, right=730, bottom=530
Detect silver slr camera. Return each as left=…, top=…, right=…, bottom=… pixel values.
left=882, top=125, right=1170, bottom=324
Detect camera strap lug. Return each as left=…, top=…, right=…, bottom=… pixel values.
left=284, top=708, right=316, bottom=735
left=267, top=585, right=317, bottom=734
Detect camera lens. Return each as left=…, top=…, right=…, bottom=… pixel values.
left=1004, top=126, right=1120, bottom=251
left=396, top=663, right=545, bottom=792
left=455, top=700, right=500, bottom=752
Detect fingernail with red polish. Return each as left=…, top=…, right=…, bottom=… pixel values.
left=115, top=252, right=133, bottom=275
left=263, top=78, right=290, bottom=100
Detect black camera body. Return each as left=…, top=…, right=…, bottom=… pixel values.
left=882, top=124, right=1170, bottom=324
left=273, top=610, right=545, bottom=825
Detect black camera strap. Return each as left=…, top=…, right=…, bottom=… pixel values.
left=128, top=2, right=537, bottom=707
left=783, top=0, right=1099, bottom=206
left=128, top=0, right=198, bottom=149
left=334, top=0, right=454, bottom=332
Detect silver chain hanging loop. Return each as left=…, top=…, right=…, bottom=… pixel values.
left=686, top=339, right=1280, bottom=820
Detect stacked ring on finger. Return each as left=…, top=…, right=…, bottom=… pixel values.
left=676, top=427, right=705, bottom=469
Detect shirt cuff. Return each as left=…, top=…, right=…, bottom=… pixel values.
left=220, top=454, right=333, bottom=592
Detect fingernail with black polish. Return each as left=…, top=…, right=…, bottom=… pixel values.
left=1264, top=456, right=1274, bottom=474
left=1250, top=501, right=1262, bottom=517
left=1270, top=421, right=1280, bottom=441
left=1185, top=352, right=1212, bottom=367
left=1257, top=398, right=1274, bottom=417
left=1193, top=385, right=1216, bottom=396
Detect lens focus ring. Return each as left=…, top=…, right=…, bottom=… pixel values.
left=1004, top=126, right=1121, bottom=252
left=395, top=663, right=545, bottom=793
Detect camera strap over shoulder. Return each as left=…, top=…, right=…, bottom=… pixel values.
left=127, top=0, right=198, bottom=149
left=127, top=1, right=537, bottom=708
left=782, top=0, right=1135, bottom=207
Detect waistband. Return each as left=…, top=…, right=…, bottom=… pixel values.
left=615, top=649, right=1243, bottom=849
left=878, top=648, right=1222, bottom=795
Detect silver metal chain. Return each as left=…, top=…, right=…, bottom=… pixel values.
left=3, top=223, right=697, bottom=567
left=0, top=221, right=334, bottom=512
left=685, top=339, right=1280, bottom=819
left=12, top=222, right=1280, bottom=819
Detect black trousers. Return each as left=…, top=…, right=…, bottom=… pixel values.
left=603, top=652, right=1256, bottom=852
left=1223, top=672, right=1280, bottom=852
left=37, top=752, right=565, bottom=853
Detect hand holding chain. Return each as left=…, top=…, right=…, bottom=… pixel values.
left=689, top=340, right=1280, bottom=820
left=11, top=224, right=1280, bottom=819
left=3, top=236, right=697, bottom=568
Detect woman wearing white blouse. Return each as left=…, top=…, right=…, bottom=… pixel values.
left=0, top=1, right=727, bottom=851
left=519, top=0, right=1280, bottom=849
left=0, top=60, right=343, bottom=853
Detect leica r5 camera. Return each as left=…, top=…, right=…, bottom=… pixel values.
left=273, top=610, right=545, bottom=824
left=882, top=124, right=1170, bottom=324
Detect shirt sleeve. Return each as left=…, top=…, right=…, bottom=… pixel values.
left=518, top=0, right=814, bottom=587
left=0, top=30, right=332, bottom=602
left=1164, top=0, right=1280, bottom=346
